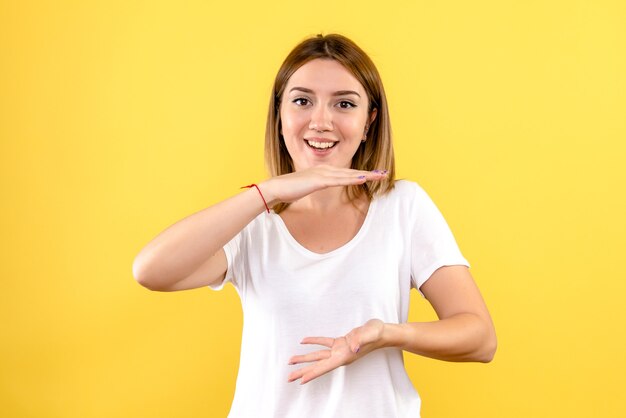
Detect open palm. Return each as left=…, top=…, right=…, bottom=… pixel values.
left=287, top=319, right=385, bottom=385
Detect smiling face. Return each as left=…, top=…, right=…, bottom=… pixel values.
left=279, top=58, right=377, bottom=171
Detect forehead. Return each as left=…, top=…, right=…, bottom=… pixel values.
left=285, top=59, right=365, bottom=95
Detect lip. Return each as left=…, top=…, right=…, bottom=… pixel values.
left=304, top=137, right=337, bottom=143
left=303, top=138, right=337, bottom=155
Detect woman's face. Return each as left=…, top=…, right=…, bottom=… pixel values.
left=279, top=58, right=376, bottom=171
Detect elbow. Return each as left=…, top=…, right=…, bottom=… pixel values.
left=133, top=270, right=154, bottom=291
left=134, top=276, right=161, bottom=291
left=132, top=256, right=160, bottom=291
left=132, top=256, right=148, bottom=284
left=462, top=316, right=497, bottom=363
left=133, top=257, right=177, bottom=292
left=477, top=327, right=497, bottom=363
left=477, top=341, right=497, bottom=363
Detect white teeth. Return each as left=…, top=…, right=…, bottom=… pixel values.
left=306, top=140, right=336, bottom=149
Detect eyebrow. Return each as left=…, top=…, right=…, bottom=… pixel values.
left=289, top=87, right=361, bottom=98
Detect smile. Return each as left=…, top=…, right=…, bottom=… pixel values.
left=305, top=139, right=337, bottom=150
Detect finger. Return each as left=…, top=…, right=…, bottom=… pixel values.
left=344, top=331, right=360, bottom=354
left=344, top=171, right=388, bottom=184
left=317, top=168, right=387, bottom=187
left=287, top=363, right=316, bottom=383
left=287, top=369, right=304, bottom=383
left=321, top=173, right=382, bottom=188
left=300, top=358, right=339, bottom=384
left=359, top=169, right=389, bottom=179
left=344, top=170, right=388, bottom=180
left=289, top=349, right=352, bottom=384
left=293, top=364, right=325, bottom=385
left=300, top=337, right=335, bottom=347
left=322, top=176, right=367, bottom=187
left=328, top=165, right=387, bottom=174
left=335, top=167, right=387, bottom=176
left=345, top=334, right=360, bottom=354
left=288, top=350, right=331, bottom=365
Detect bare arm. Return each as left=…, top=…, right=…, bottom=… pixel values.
left=132, top=166, right=388, bottom=292
left=286, top=265, right=496, bottom=384
left=132, top=186, right=269, bottom=291
left=380, top=265, right=497, bottom=362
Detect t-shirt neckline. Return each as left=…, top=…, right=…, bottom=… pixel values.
left=271, top=198, right=378, bottom=259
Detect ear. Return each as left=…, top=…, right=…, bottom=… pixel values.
left=365, top=108, right=377, bottom=133
left=369, top=108, right=378, bottom=125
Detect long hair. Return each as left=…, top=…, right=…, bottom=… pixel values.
left=265, top=33, right=395, bottom=213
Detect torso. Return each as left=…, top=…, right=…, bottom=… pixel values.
left=223, top=181, right=427, bottom=417
left=278, top=195, right=370, bottom=254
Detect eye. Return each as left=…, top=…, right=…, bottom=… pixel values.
left=292, top=97, right=310, bottom=106
left=338, top=101, right=357, bottom=109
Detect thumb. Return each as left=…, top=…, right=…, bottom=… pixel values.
left=346, top=330, right=361, bottom=354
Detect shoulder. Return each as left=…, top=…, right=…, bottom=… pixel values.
left=392, top=179, right=421, bottom=194
left=371, top=179, right=424, bottom=220
left=376, top=179, right=425, bottom=203
left=374, top=179, right=443, bottom=223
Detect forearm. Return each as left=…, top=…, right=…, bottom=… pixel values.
left=380, top=313, right=497, bottom=363
left=133, top=185, right=271, bottom=286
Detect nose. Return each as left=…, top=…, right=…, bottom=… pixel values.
left=308, top=103, right=333, bottom=132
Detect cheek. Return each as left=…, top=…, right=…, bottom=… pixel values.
left=340, top=116, right=366, bottom=136
left=281, top=110, right=308, bottom=135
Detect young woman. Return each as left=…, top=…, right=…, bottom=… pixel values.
left=133, top=33, right=497, bottom=417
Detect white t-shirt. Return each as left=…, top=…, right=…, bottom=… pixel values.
left=209, top=180, right=470, bottom=418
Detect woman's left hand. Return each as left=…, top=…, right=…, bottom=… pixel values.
left=287, top=319, right=385, bottom=385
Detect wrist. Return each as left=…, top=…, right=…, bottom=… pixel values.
left=257, top=181, right=279, bottom=207
left=241, top=183, right=271, bottom=213
left=380, top=322, right=408, bottom=350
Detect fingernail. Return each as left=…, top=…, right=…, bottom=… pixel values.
left=382, top=170, right=388, bottom=174
left=358, top=175, right=366, bottom=179
left=354, top=346, right=360, bottom=353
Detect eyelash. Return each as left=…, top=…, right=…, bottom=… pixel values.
left=292, top=97, right=357, bottom=109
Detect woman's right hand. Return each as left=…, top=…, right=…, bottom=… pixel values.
left=258, top=165, right=388, bottom=205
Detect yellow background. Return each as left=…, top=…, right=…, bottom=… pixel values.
left=1, top=1, right=625, bottom=417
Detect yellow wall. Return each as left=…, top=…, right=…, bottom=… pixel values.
left=1, top=1, right=625, bottom=417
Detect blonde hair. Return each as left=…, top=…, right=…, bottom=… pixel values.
left=265, top=33, right=396, bottom=213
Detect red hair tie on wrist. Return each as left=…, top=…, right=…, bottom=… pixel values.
left=241, top=183, right=270, bottom=213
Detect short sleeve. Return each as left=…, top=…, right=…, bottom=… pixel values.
left=207, top=230, right=243, bottom=291
left=410, top=184, right=470, bottom=297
